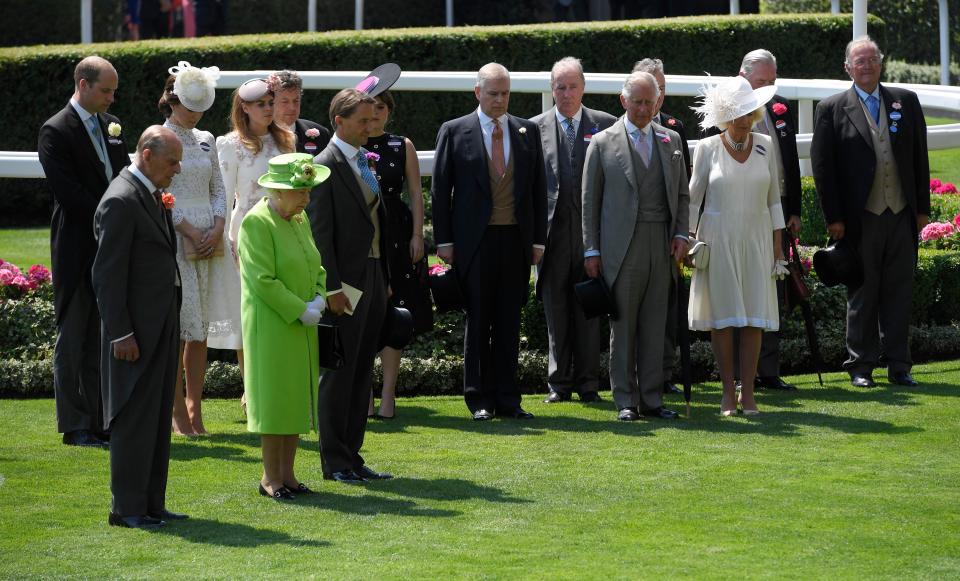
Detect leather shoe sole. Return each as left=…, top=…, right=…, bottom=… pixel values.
left=108, top=513, right=166, bottom=530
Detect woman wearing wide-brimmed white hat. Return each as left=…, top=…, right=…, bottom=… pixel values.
left=159, top=61, right=242, bottom=435
left=688, top=75, right=788, bottom=416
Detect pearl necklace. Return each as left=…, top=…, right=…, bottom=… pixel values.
left=724, top=131, right=748, bottom=152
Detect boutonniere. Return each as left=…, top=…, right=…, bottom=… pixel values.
left=771, top=102, right=788, bottom=116
left=160, top=192, right=176, bottom=210
left=108, top=122, right=122, bottom=138
left=891, top=101, right=902, bottom=110
left=305, top=128, right=320, bottom=138
left=655, top=131, right=670, bottom=144
left=365, top=151, right=380, bottom=166
left=518, top=127, right=527, bottom=135
left=666, top=117, right=677, bottom=127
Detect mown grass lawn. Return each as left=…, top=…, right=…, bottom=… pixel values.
left=0, top=227, right=49, bottom=268
left=1, top=363, right=959, bottom=579
left=927, top=116, right=960, bottom=185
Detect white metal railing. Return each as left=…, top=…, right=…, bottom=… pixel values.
left=4, top=71, right=960, bottom=179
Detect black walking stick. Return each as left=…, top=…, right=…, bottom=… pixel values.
left=786, top=234, right=825, bottom=386
left=676, top=261, right=693, bottom=416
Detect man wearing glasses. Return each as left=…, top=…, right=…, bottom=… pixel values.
left=811, top=36, right=930, bottom=388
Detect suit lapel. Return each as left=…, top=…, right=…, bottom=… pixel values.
left=612, top=118, right=640, bottom=193
left=330, top=145, right=373, bottom=225
left=507, top=115, right=525, bottom=200
left=469, top=114, right=492, bottom=197
left=879, top=85, right=901, bottom=150
left=842, top=87, right=874, bottom=150
left=65, top=105, right=109, bottom=186
left=539, top=110, right=560, bottom=184
left=651, top=121, right=678, bottom=217
left=124, top=170, right=175, bottom=250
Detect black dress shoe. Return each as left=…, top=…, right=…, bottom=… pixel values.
left=579, top=391, right=602, bottom=403
left=472, top=409, right=495, bottom=421
left=756, top=376, right=797, bottom=391
left=374, top=413, right=395, bottom=420
left=543, top=391, right=571, bottom=404
left=148, top=509, right=189, bottom=520
left=617, top=407, right=640, bottom=421
left=850, top=373, right=876, bottom=388
left=662, top=382, right=683, bottom=395
left=888, top=371, right=918, bottom=386
left=326, top=470, right=367, bottom=484
left=63, top=430, right=108, bottom=448
left=259, top=483, right=296, bottom=499
left=108, top=513, right=166, bottom=529
left=642, top=407, right=680, bottom=419
left=504, top=408, right=535, bottom=419
left=355, top=465, right=393, bottom=480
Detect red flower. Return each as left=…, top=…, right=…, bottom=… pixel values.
left=771, top=102, right=788, bottom=116
left=161, top=192, right=176, bottom=210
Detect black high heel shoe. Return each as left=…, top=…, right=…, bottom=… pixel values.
left=258, top=483, right=296, bottom=500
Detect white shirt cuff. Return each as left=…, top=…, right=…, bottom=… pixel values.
left=326, top=289, right=343, bottom=296
left=111, top=332, right=134, bottom=344
left=533, top=244, right=545, bottom=250
left=584, top=249, right=600, bottom=258
left=436, top=243, right=453, bottom=248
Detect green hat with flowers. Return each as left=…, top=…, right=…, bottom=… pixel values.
left=258, top=153, right=331, bottom=190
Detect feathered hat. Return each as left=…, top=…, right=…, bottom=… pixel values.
left=691, top=75, right=777, bottom=131
left=168, top=61, right=220, bottom=112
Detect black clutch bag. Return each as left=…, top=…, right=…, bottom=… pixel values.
left=317, top=323, right=344, bottom=370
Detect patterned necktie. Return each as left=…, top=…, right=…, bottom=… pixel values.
left=491, top=118, right=506, bottom=177
left=634, top=129, right=651, bottom=167
left=356, top=147, right=381, bottom=194
left=564, top=117, right=576, bottom=157
left=866, top=95, right=880, bottom=124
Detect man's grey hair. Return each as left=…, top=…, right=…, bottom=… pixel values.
left=550, top=57, right=585, bottom=87
left=740, top=49, right=777, bottom=76
left=632, top=58, right=664, bottom=76
left=844, top=35, right=884, bottom=64
left=476, top=62, right=510, bottom=89
left=621, top=71, right=660, bottom=101
left=136, top=125, right=176, bottom=157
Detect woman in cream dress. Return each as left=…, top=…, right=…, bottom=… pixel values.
left=688, top=76, right=787, bottom=416
left=216, top=78, right=295, bottom=411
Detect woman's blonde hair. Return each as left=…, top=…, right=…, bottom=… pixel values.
left=717, top=108, right=765, bottom=131
left=228, top=88, right=295, bottom=155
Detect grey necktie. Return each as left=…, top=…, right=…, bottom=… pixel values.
left=564, top=117, right=576, bottom=157
left=634, top=129, right=651, bottom=167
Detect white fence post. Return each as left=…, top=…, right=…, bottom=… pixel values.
left=729, top=0, right=740, bottom=16
left=355, top=0, right=364, bottom=30
left=940, top=0, right=951, bottom=86
left=81, top=0, right=92, bottom=44
left=308, top=0, right=317, bottom=32
left=852, top=0, right=868, bottom=38
left=798, top=98, right=814, bottom=177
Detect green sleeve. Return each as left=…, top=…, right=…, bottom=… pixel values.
left=239, top=210, right=308, bottom=324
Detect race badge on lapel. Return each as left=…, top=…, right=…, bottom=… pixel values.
left=304, top=142, right=317, bottom=152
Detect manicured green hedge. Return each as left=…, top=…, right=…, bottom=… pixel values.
left=0, top=14, right=867, bottom=225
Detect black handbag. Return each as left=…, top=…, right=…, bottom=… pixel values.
left=317, top=323, right=344, bottom=370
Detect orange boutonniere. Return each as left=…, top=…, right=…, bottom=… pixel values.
left=161, top=192, right=176, bottom=210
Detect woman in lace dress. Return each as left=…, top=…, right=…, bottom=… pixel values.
left=688, top=76, right=787, bottom=416
left=159, top=63, right=241, bottom=435
left=216, top=78, right=295, bottom=413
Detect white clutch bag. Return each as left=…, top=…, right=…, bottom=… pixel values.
left=685, top=239, right=710, bottom=270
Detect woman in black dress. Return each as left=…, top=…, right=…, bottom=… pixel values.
left=365, top=91, right=432, bottom=419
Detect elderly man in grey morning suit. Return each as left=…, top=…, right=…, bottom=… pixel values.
left=582, top=71, right=690, bottom=421
left=532, top=57, right=616, bottom=404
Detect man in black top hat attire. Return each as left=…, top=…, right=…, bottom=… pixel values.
left=811, top=36, right=929, bottom=388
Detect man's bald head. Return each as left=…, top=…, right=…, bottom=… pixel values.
left=136, top=126, right=182, bottom=190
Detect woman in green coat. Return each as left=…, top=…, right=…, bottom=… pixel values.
left=238, top=153, right=330, bottom=500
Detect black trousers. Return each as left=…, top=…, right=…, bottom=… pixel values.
left=318, top=258, right=387, bottom=476
left=53, top=275, right=102, bottom=433
left=462, top=226, right=528, bottom=414
left=109, top=310, right=178, bottom=517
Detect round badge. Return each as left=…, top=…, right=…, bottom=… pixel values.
left=890, top=111, right=902, bottom=121
left=889, top=125, right=898, bottom=133
left=775, top=120, right=786, bottom=130
left=304, top=142, right=317, bottom=151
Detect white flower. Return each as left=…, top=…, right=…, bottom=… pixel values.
left=518, top=127, right=527, bottom=134
left=108, top=122, right=121, bottom=137
left=168, top=61, right=220, bottom=112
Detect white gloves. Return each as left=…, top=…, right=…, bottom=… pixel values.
left=307, top=294, right=326, bottom=313
left=773, top=259, right=789, bottom=280
left=298, top=295, right=326, bottom=326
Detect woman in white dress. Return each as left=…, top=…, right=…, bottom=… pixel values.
left=688, top=76, right=788, bottom=416
left=159, top=62, right=242, bottom=435
left=216, top=78, right=295, bottom=414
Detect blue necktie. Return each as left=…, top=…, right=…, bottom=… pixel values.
left=564, top=117, right=576, bottom=157
left=866, top=95, right=880, bottom=124
left=356, top=147, right=381, bottom=195
left=86, top=116, right=106, bottom=164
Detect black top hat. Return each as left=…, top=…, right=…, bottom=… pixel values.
left=428, top=266, right=464, bottom=314
left=574, top=277, right=618, bottom=320
left=378, top=306, right=414, bottom=351
left=355, top=63, right=401, bottom=98
left=814, top=238, right=864, bottom=289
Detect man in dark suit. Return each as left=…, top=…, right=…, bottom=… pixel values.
left=38, top=56, right=130, bottom=448
left=432, top=63, right=548, bottom=421
left=92, top=126, right=187, bottom=530
left=582, top=71, right=689, bottom=422
left=271, top=69, right=332, bottom=156
left=309, top=89, right=392, bottom=484
left=811, top=36, right=929, bottom=388
left=632, top=57, right=690, bottom=396
left=531, top=57, right=616, bottom=405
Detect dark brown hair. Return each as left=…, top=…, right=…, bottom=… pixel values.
left=328, top=88, right=376, bottom=128
left=157, top=74, right=180, bottom=119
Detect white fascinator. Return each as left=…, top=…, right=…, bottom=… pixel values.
left=168, top=61, right=221, bottom=113
left=691, top=75, right=777, bottom=131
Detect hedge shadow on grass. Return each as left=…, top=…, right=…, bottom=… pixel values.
left=680, top=410, right=923, bottom=438
left=290, top=491, right=461, bottom=518
left=156, top=518, right=330, bottom=548
left=169, top=440, right=259, bottom=464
